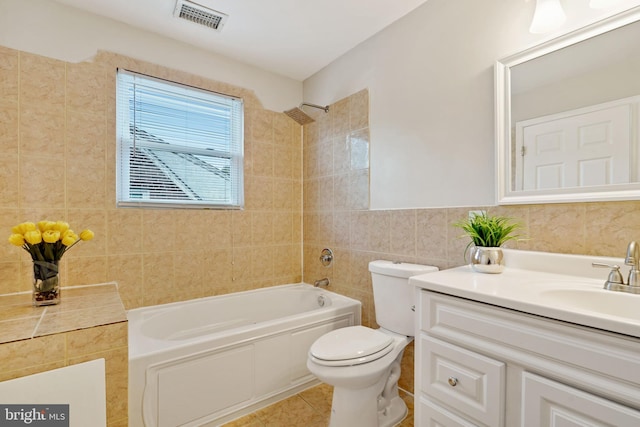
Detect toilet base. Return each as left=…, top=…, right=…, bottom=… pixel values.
left=329, top=382, right=380, bottom=427
left=328, top=388, right=407, bottom=427
left=378, top=395, right=407, bottom=427
left=327, top=352, right=407, bottom=427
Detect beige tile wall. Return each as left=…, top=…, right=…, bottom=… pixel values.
left=0, top=47, right=303, bottom=310
left=301, top=89, right=640, bottom=394
left=0, top=322, right=128, bottom=426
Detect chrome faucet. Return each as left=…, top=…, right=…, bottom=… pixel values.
left=592, top=241, right=640, bottom=294
left=314, top=278, right=330, bottom=287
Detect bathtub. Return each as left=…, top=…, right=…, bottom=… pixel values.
left=128, top=283, right=361, bottom=427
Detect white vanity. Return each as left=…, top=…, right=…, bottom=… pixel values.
left=410, top=249, right=640, bottom=426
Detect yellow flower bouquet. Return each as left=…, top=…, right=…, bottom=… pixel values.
left=8, top=221, right=94, bottom=306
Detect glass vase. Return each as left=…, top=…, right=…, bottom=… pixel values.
left=32, top=260, right=60, bottom=306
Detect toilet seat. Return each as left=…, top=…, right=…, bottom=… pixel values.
left=309, top=326, right=395, bottom=367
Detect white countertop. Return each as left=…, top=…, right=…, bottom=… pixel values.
left=410, top=249, right=640, bottom=338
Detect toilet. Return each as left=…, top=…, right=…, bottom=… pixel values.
left=307, top=260, right=438, bottom=427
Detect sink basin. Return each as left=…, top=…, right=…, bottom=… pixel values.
left=539, top=288, right=640, bottom=322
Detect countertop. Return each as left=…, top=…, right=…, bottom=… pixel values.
left=410, top=249, right=640, bottom=339
left=0, top=283, right=127, bottom=344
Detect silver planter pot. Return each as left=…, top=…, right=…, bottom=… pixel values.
left=470, top=246, right=504, bottom=274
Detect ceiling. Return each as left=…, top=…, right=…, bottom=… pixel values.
left=511, top=16, right=640, bottom=94
left=50, top=0, right=428, bottom=81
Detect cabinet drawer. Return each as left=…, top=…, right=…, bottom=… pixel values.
left=418, top=396, right=477, bottom=427
left=522, top=372, right=640, bottom=427
left=420, top=335, right=504, bottom=427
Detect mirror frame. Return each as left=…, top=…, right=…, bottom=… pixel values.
left=496, top=6, right=640, bottom=205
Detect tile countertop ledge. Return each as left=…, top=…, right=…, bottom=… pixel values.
left=0, top=282, right=127, bottom=345
left=410, top=249, right=640, bottom=339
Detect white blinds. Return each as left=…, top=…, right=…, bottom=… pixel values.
left=116, top=69, right=244, bottom=208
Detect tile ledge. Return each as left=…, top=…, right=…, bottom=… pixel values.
left=0, top=281, right=120, bottom=298
left=0, top=282, right=125, bottom=345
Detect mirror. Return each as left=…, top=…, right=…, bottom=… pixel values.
left=496, top=7, right=640, bottom=204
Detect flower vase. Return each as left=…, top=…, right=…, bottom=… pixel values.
left=32, top=260, right=60, bottom=306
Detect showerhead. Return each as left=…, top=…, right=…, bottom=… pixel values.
left=284, top=102, right=329, bottom=125
left=284, top=107, right=315, bottom=125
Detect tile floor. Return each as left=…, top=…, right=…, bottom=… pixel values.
left=222, top=384, right=414, bottom=427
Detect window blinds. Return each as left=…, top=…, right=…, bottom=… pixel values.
left=116, top=69, right=244, bottom=208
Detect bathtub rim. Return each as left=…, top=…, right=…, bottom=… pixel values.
left=128, top=282, right=362, bottom=359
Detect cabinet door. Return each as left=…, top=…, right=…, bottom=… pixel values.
left=522, top=372, right=640, bottom=427
left=420, top=335, right=504, bottom=427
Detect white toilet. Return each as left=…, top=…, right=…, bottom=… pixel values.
left=307, top=260, right=438, bottom=427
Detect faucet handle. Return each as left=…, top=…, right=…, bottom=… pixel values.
left=319, top=248, right=333, bottom=267
left=625, top=242, right=640, bottom=287
left=592, top=262, right=625, bottom=289
left=626, top=241, right=639, bottom=265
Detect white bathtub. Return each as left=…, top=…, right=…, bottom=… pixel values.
left=128, top=283, right=361, bottom=427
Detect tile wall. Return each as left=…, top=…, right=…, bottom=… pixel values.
left=0, top=47, right=303, bottom=310
left=0, top=321, right=128, bottom=426
left=301, top=89, right=640, bottom=394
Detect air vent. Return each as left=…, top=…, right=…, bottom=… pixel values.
left=174, top=0, right=228, bottom=31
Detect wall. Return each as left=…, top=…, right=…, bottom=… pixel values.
left=0, top=46, right=303, bottom=310
left=303, top=0, right=640, bottom=209
left=0, top=0, right=301, bottom=113
left=301, top=90, right=640, bottom=394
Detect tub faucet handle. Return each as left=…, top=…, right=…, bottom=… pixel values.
left=319, top=248, right=333, bottom=267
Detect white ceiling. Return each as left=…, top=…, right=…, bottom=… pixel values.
left=50, top=0, right=428, bottom=81
left=511, top=17, right=640, bottom=94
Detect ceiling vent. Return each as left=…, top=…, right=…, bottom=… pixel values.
left=173, top=0, right=228, bottom=31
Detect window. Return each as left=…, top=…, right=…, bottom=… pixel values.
left=116, top=69, right=244, bottom=209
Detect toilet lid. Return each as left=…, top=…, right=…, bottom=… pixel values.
left=309, top=326, right=394, bottom=366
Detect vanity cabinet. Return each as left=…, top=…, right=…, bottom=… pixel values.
left=415, top=290, right=640, bottom=426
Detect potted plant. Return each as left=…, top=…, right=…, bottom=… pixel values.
left=453, top=212, right=521, bottom=274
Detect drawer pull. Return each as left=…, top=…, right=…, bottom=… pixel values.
left=448, top=377, right=458, bottom=387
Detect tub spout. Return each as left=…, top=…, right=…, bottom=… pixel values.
left=314, top=278, right=330, bottom=287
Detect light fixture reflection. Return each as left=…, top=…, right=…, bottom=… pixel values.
left=529, top=0, right=567, bottom=34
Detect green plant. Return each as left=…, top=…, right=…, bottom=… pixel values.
left=453, top=212, right=521, bottom=249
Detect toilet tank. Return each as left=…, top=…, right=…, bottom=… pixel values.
left=369, top=260, right=438, bottom=336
